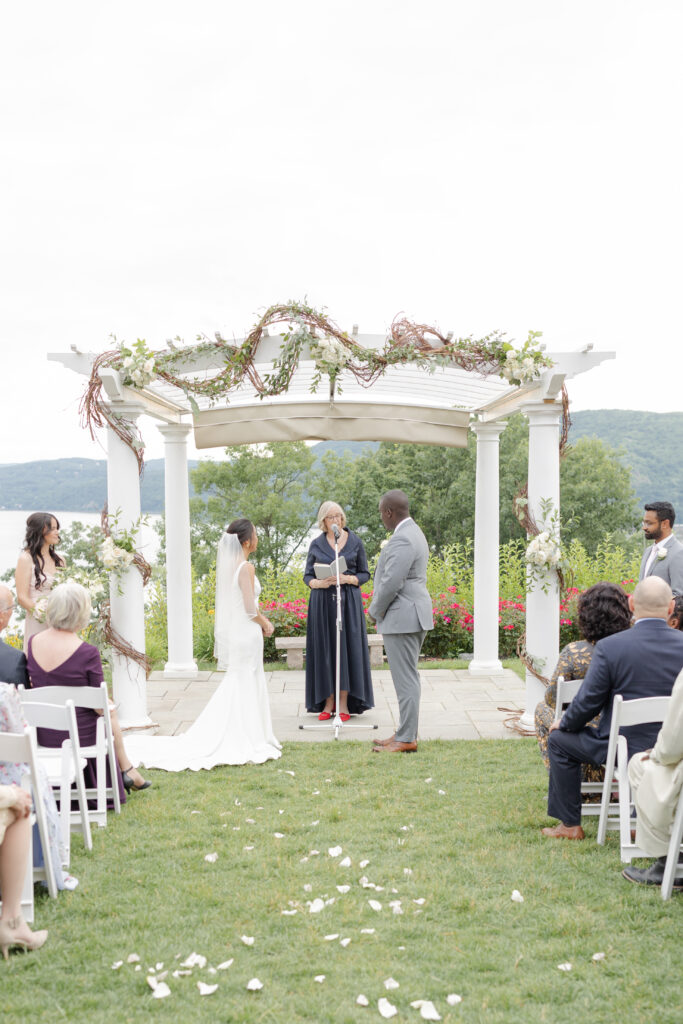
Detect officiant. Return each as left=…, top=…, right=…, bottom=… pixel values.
left=303, top=502, right=374, bottom=720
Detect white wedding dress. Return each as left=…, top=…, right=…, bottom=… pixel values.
left=127, top=546, right=281, bottom=771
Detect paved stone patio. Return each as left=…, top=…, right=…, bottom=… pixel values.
left=139, top=667, right=528, bottom=742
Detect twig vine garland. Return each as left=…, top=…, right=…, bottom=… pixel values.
left=80, top=301, right=552, bottom=475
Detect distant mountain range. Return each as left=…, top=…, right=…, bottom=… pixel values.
left=0, top=412, right=680, bottom=512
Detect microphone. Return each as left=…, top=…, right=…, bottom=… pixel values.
left=331, top=523, right=341, bottom=539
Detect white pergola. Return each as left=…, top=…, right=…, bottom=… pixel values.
left=50, top=335, right=614, bottom=730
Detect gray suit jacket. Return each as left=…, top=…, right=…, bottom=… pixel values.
left=368, top=519, right=434, bottom=634
left=639, top=536, right=683, bottom=596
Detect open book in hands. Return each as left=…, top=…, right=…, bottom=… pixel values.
left=313, top=556, right=347, bottom=580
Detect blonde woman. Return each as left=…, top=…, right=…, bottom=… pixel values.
left=303, top=502, right=374, bottom=720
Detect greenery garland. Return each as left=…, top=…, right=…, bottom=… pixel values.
left=80, top=301, right=552, bottom=473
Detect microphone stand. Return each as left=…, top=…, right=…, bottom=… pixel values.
left=300, top=525, right=378, bottom=741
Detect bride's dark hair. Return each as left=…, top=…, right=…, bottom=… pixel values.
left=24, top=512, right=65, bottom=589
left=226, top=519, right=255, bottom=546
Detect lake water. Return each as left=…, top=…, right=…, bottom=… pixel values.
left=0, top=510, right=162, bottom=580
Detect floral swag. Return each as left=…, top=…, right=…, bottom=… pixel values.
left=80, top=301, right=553, bottom=473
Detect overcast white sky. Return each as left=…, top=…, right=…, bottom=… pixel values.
left=1, top=1, right=681, bottom=465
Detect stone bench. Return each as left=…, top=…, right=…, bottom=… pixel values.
left=274, top=634, right=384, bottom=670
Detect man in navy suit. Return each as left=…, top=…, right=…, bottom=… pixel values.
left=0, top=584, right=30, bottom=687
left=543, top=577, right=683, bottom=840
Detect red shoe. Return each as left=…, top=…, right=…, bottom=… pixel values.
left=339, top=713, right=350, bottom=722
left=318, top=711, right=332, bottom=721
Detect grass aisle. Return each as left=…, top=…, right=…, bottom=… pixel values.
left=4, top=740, right=681, bottom=1023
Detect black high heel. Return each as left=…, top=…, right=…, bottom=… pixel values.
left=122, top=766, right=152, bottom=792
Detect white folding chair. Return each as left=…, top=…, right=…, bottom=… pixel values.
left=20, top=683, right=121, bottom=824
left=20, top=701, right=93, bottom=855
left=661, top=784, right=683, bottom=901
left=0, top=726, right=58, bottom=905
left=554, top=677, right=608, bottom=819
left=597, top=694, right=671, bottom=862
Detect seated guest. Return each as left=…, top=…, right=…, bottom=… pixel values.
left=27, top=583, right=151, bottom=799
left=543, top=577, right=683, bottom=840
left=0, top=783, right=48, bottom=959
left=668, top=595, right=683, bottom=631
left=622, top=666, right=683, bottom=887
left=535, top=582, right=631, bottom=779
left=0, top=585, right=30, bottom=687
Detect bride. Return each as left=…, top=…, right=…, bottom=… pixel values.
left=127, top=519, right=281, bottom=770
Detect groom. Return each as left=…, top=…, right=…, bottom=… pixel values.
left=368, top=490, right=433, bottom=753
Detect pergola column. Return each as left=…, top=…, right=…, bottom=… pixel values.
left=469, top=419, right=506, bottom=675
left=106, top=402, right=152, bottom=728
left=519, top=401, right=562, bottom=728
left=158, top=423, right=197, bottom=677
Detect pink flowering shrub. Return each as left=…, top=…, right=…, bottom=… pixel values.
left=260, top=596, right=309, bottom=661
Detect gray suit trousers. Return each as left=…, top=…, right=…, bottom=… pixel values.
left=383, top=631, right=426, bottom=743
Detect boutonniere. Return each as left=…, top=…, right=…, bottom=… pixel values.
left=657, top=548, right=668, bottom=561
left=380, top=539, right=390, bottom=549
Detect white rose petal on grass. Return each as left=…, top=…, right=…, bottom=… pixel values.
left=246, top=978, right=263, bottom=991
left=357, top=994, right=369, bottom=1006
left=244, top=845, right=254, bottom=851
left=557, top=962, right=572, bottom=972
left=181, top=952, right=207, bottom=968
left=150, top=981, right=172, bottom=999
left=127, top=953, right=140, bottom=963
left=412, top=1000, right=441, bottom=1021
left=310, top=820, right=320, bottom=826
left=309, top=898, right=325, bottom=913
left=360, top=928, right=375, bottom=934
left=328, top=845, right=343, bottom=857
left=217, top=959, right=234, bottom=970
left=438, top=790, right=446, bottom=795
left=340, top=937, right=352, bottom=947
left=245, top=818, right=256, bottom=824
left=312, top=789, right=320, bottom=795
left=172, top=969, right=192, bottom=978
left=284, top=770, right=295, bottom=776
left=368, top=899, right=382, bottom=911
left=413, top=898, right=426, bottom=905
left=446, top=994, right=463, bottom=1006
left=384, top=977, right=400, bottom=990
left=134, top=965, right=142, bottom=972
left=324, top=934, right=340, bottom=941
left=204, top=852, right=218, bottom=863
left=197, top=982, right=218, bottom=996
left=241, top=936, right=255, bottom=946
left=511, top=890, right=524, bottom=903
left=592, top=952, right=606, bottom=962
left=314, top=975, right=326, bottom=983
left=378, top=997, right=398, bottom=1019
left=303, top=884, right=313, bottom=893
left=274, top=832, right=285, bottom=839
left=281, top=909, right=298, bottom=916
left=111, top=961, right=123, bottom=970
left=309, top=850, right=320, bottom=856
left=425, top=777, right=432, bottom=783
left=403, top=867, right=413, bottom=876
left=339, top=856, right=352, bottom=867
left=390, top=902, right=403, bottom=915
left=337, top=885, right=351, bottom=894
left=360, top=858, right=370, bottom=868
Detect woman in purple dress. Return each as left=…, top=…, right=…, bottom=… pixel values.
left=26, top=584, right=150, bottom=800
left=303, top=502, right=374, bottom=720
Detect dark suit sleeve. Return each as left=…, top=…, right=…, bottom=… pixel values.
left=559, top=643, right=612, bottom=732
left=354, top=535, right=370, bottom=587
left=14, top=651, right=30, bottom=688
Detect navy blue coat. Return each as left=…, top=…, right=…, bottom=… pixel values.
left=560, top=618, right=683, bottom=756
left=0, top=639, right=30, bottom=688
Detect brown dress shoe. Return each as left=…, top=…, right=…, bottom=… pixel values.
left=373, top=734, right=396, bottom=747
left=373, top=740, right=418, bottom=753
left=541, top=823, right=585, bottom=840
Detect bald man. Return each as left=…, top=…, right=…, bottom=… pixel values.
left=0, top=585, right=30, bottom=687
left=543, top=577, right=683, bottom=840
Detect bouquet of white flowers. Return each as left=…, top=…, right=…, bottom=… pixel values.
left=98, top=536, right=135, bottom=574
left=310, top=335, right=350, bottom=376
left=117, top=338, right=156, bottom=388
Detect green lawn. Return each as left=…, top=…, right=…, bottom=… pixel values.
left=5, top=741, right=679, bottom=1023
